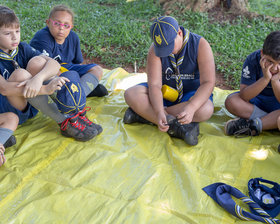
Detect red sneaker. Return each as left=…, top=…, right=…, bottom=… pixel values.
left=77, top=107, right=103, bottom=134
left=60, top=113, right=98, bottom=141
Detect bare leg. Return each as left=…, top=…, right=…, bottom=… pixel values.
left=88, top=65, right=103, bottom=81
left=225, top=92, right=254, bottom=118
left=165, top=99, right=214, bottom=122
left=124, top=85, right=160, bottom=124
left=7, top=69, right=32, bottom=111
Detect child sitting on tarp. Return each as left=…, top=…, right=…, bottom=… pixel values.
left=225, top=31, right=280, bottom=138
left=0, top=112, right=18, bottom=166
left=30, top=4, right=108, bottom=98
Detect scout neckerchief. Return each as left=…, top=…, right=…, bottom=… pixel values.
left=203, top=182, right=280, bottom=223
left=169, top=28, right=190, bottom=102
left=0, top=48, right=20, bottom=69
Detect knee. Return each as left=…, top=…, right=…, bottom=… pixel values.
left=225, top=94, right=233, bottom=109
left=9, top=69, right=32, bottom=82
left=124, top=88, right=133, bottom=104
left=277, top=116, right=280, bottom=130
left=26, top=56, right=47, bottom=76
left=197, top=101, right=214, bottom=121
left=89, top=65, right=103, bottom=80
left=224, top=93, right=239, bottom=111
left=5, top=113, right=19, bottom=130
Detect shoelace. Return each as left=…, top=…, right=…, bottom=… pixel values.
left=77, top=107, right=93, bottom=126
left=234, top=127, right=254, bottom=138
left=60, top=113, right=86, bottom=131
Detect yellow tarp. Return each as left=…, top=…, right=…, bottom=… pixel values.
left=0, top=68, right=279, bottom=224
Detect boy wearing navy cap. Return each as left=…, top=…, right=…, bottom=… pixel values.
left=225, top=31, right=280, bottom=137
left=30, top=4, right=108, bottom=98
left=123, top=16, right=215, bottom=145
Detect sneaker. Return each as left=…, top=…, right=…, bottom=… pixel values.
left=278, top=144, right=280, bottom=153
left=167, top=115, right=199, bottom=146
left=77, top=107, right=103, bottom=134
left=225, top=118, right=260, bottom=136
left=123, top=107, right=151, bottom=124
left=87, top=84, right=108, bottom=97
left=59, top=114, right=98, bottom=141
left=3, top=135, right=16, bottom=148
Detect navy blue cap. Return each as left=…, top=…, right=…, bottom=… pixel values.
left=54, top=71, right=86, bottom=115
left=150, top=16, right=179, bottom=57
left=248, top=178, right=280, bottom=218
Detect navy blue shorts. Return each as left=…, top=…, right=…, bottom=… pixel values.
left=0, top=95, right=38, bottom=125
left=61, top=63, right=97, bottom=77
left=250, top=94, right=280, bottom=112
left=138, top=82, right=213, bottom=107
left=229, top=92, right=280, bottom=113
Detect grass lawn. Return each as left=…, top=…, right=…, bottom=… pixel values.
left=2, top=0, right=279, bottom=89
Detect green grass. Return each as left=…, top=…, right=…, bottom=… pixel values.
left=168, top=2, right=278, bottom=87
left=248, top=0, right=280, bottom=18
left=1, top=0, right=278, bottom=88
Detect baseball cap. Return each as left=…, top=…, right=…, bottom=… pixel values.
left=248, top=178, right=280, bottom=218
left=150, top=16, right=179, bottom=57
left=54, top=70, right=86, bottom=115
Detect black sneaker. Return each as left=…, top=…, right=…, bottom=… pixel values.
left=123, top=107, right=151, bottom=124
left=167, top=115, right=199, bottom=146
left=77, top=108, right=103, bottom=134
left=225, top=118, right=260, bottom=136
left=3, top=135, right=16, bottom=148
left=87, top=84, right=108, bottom=97
left=59, top=114, right=98, bottom=141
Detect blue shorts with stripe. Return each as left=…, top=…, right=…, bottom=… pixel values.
left=60, top=63, right=97, bottom=77
left=0, top=95, right=38, bottom=125
left=138, top=82, right=213, bottom=107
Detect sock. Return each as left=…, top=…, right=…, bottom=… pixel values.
left=0, top=128, right=13, bottom=145
left=250, top=105, right=267, bottom=120
left=254, top=117, right=263, bottom=132
left=27, top=95, right=66, bottom=124
left=80, top=73, right=99, bottom=96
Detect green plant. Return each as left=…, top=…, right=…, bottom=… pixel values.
left=1, top=0, right=278, bottom=89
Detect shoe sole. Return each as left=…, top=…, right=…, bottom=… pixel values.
left=61, top=129, right=99, bottom=142
left=3, top=135, right=16, bottom=148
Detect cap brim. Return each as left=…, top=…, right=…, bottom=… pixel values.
left=262, top=204, right=280, bottom=218
left=154, top=41, right=174, bottom=57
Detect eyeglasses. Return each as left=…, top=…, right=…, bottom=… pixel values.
left=48, top=19, right=72, bottom=29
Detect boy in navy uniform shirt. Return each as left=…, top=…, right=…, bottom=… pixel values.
left=30, top=4, right=108, bottom=98
left=123, top=16, right=216, bottom=145
left=0, top=5, right=98, bottom=151
left=225, top=31, right=280, bottom=137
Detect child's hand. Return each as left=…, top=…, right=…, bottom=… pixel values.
left=260, top=56, right=273, bottom=81
left=271, top=69, right=280, bottom=82
left=176, top=104, right=195, bottom=124
left=45, top=76, right=70, bottom=95
left=157, top=112, right=169, bottom=132
left=0, top=144, right=6, bottom=167
left=21, top=76, right=44, bottom=98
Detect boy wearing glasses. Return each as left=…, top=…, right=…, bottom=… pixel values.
left=30, top=4, right=108, bottom=98
left=0, top=5, right=98, bottom=146
left=225, top=31, right=280, bottom=137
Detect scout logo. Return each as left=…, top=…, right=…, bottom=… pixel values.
left=71, top=83, right=79, bottom=93
left=155, top=35, right=162, bottom=45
